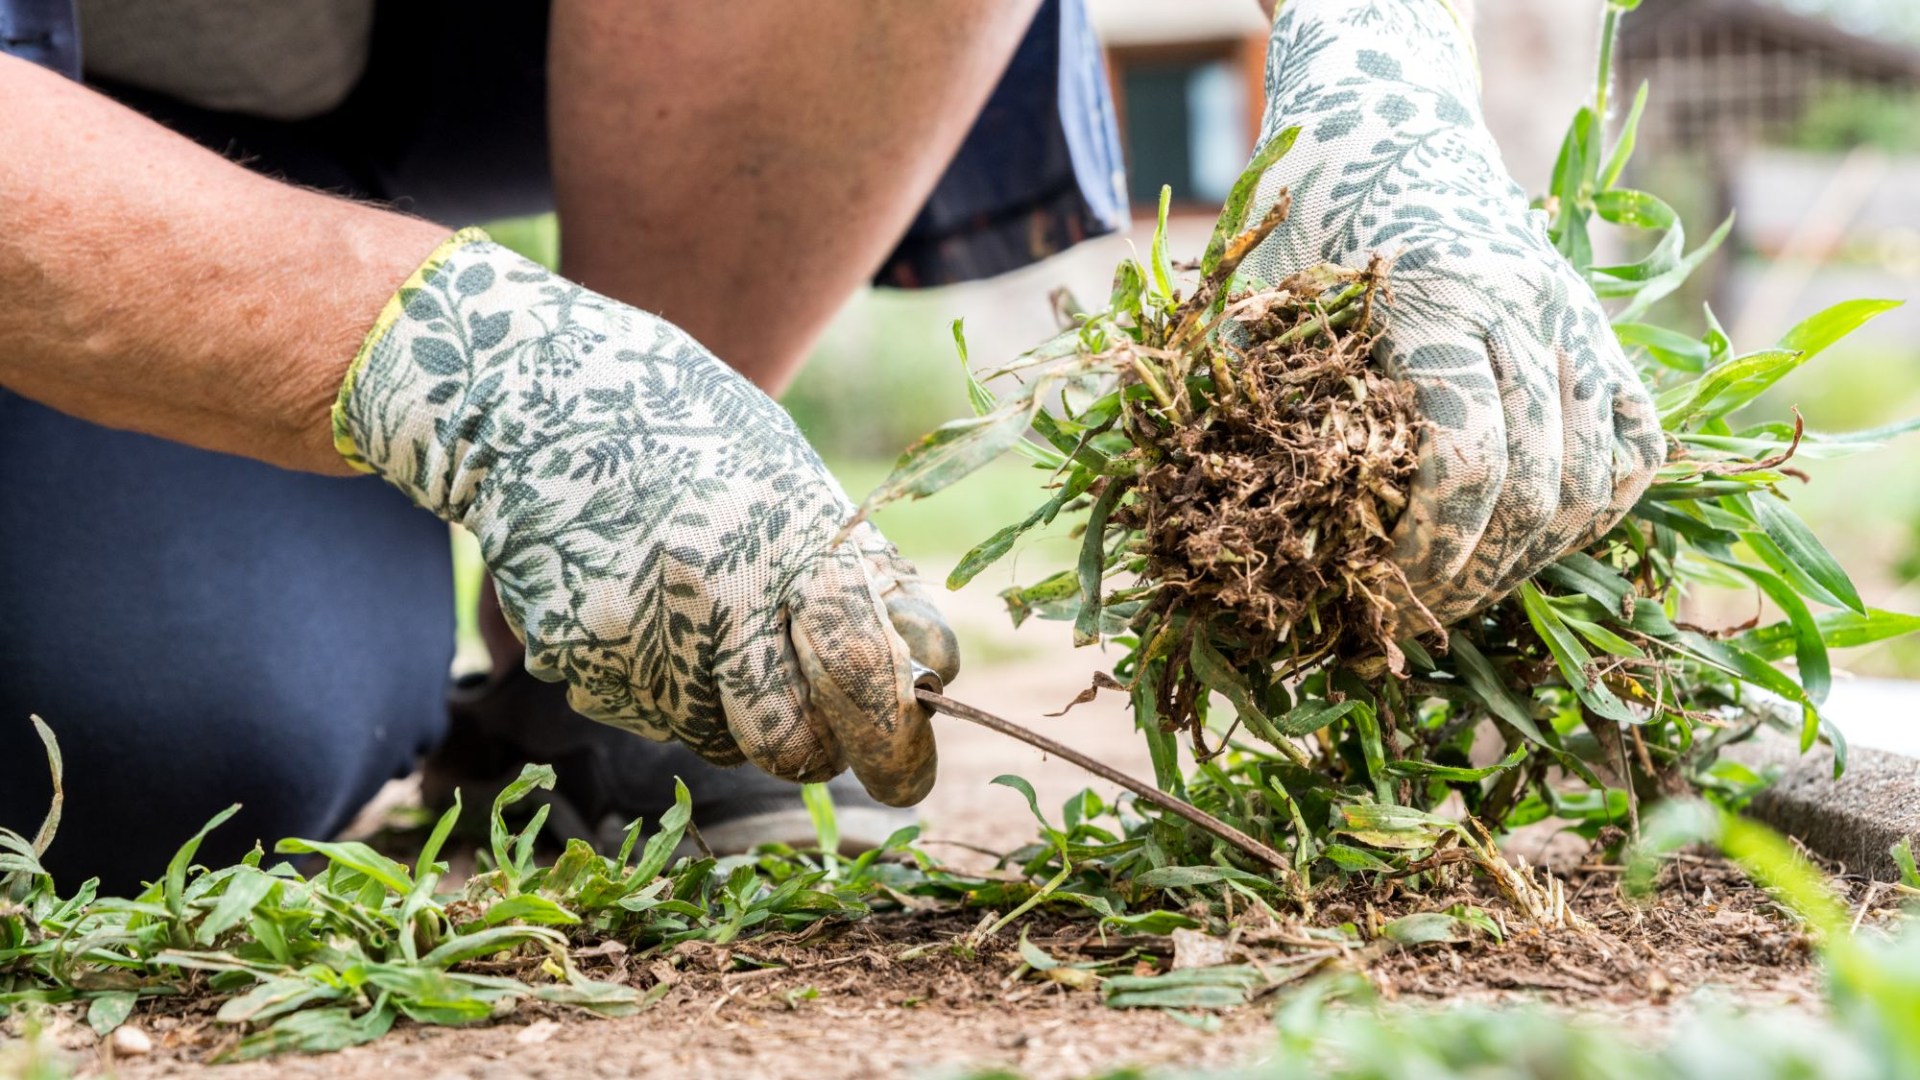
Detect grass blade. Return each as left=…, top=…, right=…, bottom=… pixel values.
left=1749, top=492, right=1865, bottom=613
left=165, top=804, right=241, bottom=923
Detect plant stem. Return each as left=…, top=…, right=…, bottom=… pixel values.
left=916, top=689, right=1296, bottom=881
left=1595, top=4, right=1621, bottom=121
left=1272, top=298, right=1364, bottom=347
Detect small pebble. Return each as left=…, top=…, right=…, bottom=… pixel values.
left=514, top=1019, right=560, bottom=1046
left=110, top=1025, right=153, bottom=1057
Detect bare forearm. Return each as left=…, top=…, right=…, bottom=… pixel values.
left=0, top=55, right=445, bottom=473
left=549, top=0, right=1043, bottom=394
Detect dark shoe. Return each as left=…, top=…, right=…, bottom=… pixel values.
left=427, top=667, right=915, bottom=855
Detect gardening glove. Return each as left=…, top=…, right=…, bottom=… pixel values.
left=1233, top=0, right=1664, bottom=630
left=332, top=230, right=959, bottom=807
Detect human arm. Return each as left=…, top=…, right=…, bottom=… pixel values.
left=547, top=0, right=1045, bottom=394
left=0, top=52, right=444, bottom=473
left=0, top=50, right=955, bottom=804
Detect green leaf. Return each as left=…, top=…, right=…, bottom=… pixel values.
left=165, top=804, right=241, bottom=922
left=1593, top=188, right=1675, bottom=230
left=1104, top=965, right=1270, bottom=1009
left=1001, top=569, right=1081, bottom=627
left=1748, top=492, right=1864, bottom=613
left=481, top=894, right=581, bottom=928
left=1132, top=866, right=1265, bottom=890
left=1539, top=552, right=1637, bottom=618
left=1333, top=803, right=1460, bottom=851
left=1072, top=481, right=1128, bottom=646
left=1106, top=984, right=1250, bottom=1010
left=1611, top=213, right=1732, bottom=325
left=1109, top=259, right=1146, bottom=321
left=415, top=791, right=463, bottom=883
left=1351, top=701, right=1392, bottom=805
left=1591, top=224, right=1683, bottom=293
left=1658, top=630, right=1824, bottom=752
left=1270, top=699, right=1363, bottom=738
left=535, top=972, right=645, bottom=1017
left=224, top=999, right=397, bottom=1061
left=27, top=716, right=62, bottom=860
left=1319, top=844, right=1394, bottom=872
left=1201, top=126, right=1299, bottom=280
left=1447, top=635, right=1548, bottom=745
left=990, top=775, right=1062, bottom=852
left=952, top=319, right=993, bottom=417
left=86, top=991, right=137, bottom=1036
left=195, top=867, right=277, bottom=946
left=1548, top=106, right=1594, bottom=270
left=1380, top=912, right=1474, bottom=946
left=419, top=925, right=566, bottom=969
left=1776, top=298, right=1903, bottom=360
left=853, top=397, right=1054, bottom=530
left=1893, top=839, right=1920, bottom=890
left=1558, top=611, right=1646, bottom=659
left=1615, top=321, right=1708, bottom=372
left=1733, top=608, right=1920, bottom=662
left=1148, top=185, right=1176, bottom=302
left=948, top=475, right=1092, bottom=591
left=488, top=763, right=557, bottom=879
left=1106, top=966, right=1268, bottom=992
left=1383, top=746, right=1528, bottom=783
left=1714, top=560, right=1830, bottom=706
left=1132, top=668, right=1186, bottom=798
left=1598, top=80, right=1648, bottom=188
left=1518, top=583, right=1637, bottom=723
left=1662, top=300, right=1900, bottom=427
left=215, top=977, right=344, bottom=1026
left=1100, top=910, right=1203, bottom=935
left=1018, top=928, right=1061, bottom=971
left=629, top=778, right=693, bottom=885
left=1740, top=414, right=1920, bottom=458
left=1657, top=348, right=1802, bottom=426
left=273, top=839, right=413, bottom=896
left=1188, top=633, right=1274, bottom=737
left=799, top=781, right=840, bottom=856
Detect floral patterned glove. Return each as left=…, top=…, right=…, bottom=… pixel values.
left=1236, top=0, right=1664, bottom=629
left=333, top=231, right=958, bottom=806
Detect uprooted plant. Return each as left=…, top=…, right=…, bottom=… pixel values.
left=854, top=0, right=1920, bottom=905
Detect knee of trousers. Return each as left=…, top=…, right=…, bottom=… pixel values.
left=0, top=653, right=452, bottom=897
left=0, top=395, right=456, bottom=896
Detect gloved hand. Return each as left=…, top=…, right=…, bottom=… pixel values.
left=1233, top=0, right=1664, bottom=630
left=333, top=231, right=959, bottom=806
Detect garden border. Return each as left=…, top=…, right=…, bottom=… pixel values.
left=1730, top=738, right=1920, bottom=881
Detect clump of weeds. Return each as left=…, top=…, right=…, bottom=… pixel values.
left=852, top=0, right=1920, bottom=912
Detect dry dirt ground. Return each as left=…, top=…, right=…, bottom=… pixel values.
left=81, top=854, right=1834, bottom=1080
left=28, top=590, right=1879, bottom=1078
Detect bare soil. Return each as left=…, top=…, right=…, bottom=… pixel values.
left=34, top=604, right=1878, bottom=1079
left=85, top=855, right=1832, bottom=1080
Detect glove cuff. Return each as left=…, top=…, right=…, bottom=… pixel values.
left=332, top=226, right=493, bottom=473
left=1266, top=0, right=1478, bottom=89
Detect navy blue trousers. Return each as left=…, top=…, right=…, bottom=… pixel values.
left=0, top=0, right=1123, bottom=894
left=0, top=398, right=455, bottom=895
